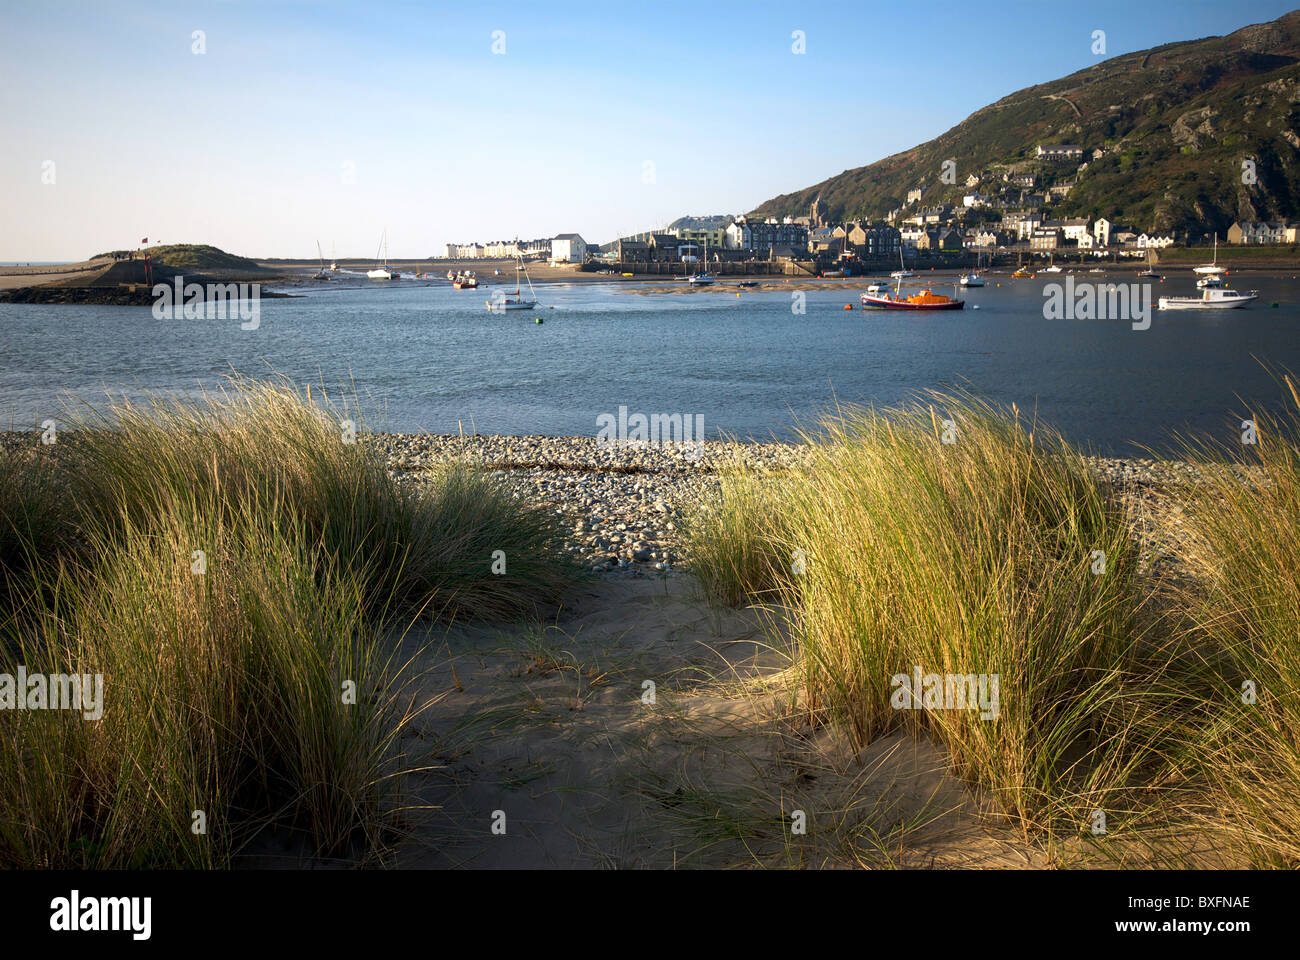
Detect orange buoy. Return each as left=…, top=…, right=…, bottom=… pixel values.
left=844, top=303, right=853, bottom=310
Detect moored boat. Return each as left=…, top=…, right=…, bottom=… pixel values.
left=1158, top=286, right=1256, bottom=310
left=860, top=287, right=965, bottom=310
left=486, top=255, right=539, bottom=311
left=368, top=229, right=395, bottom=279
left=960, top=250, right=987, bottom=286
left=1194, top=234, right=1225, bottom=276
left=686, top=238, right=716, bottom=285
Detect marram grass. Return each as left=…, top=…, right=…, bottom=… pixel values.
left=1172, top=376, right=1300, bottom=867
left=0, top=377, right=576, bottom=867
left=686, top=392, right=1192, bottom=839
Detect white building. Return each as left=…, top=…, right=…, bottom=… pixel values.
left=1016, top=213, right=1045, bottom=241
left=1047, top=218, right=1091, bottom=243
left=445, top=242, right=485, bottom=258
left=1135, top=233, right=1176, bottom=249
left=1093, top=218, right=1111, bottom=248
left=899, top=225, right=926, bottom=251
left=551, top=233, right=587, bottom=263
left=1035, top=144, right=1084, bottom=161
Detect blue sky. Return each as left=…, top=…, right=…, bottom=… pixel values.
left=1, top=0, right=1295, bottom=260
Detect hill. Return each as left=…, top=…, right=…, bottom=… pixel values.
left=90, top=244, right=262, bottom=273
left=751, top=11, right=1300, bottom=236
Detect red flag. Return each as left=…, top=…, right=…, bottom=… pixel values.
left=141, top=237, right=148, bottom=244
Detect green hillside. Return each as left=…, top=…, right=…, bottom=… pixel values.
left=752, top=11, right=1300, bottom=236
left=90, top=244, right=262, bottom=273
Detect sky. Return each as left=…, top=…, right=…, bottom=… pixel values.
left=1, top=0, right=1296, bottom=261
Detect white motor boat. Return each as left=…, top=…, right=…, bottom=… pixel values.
left=1196, top=275, right=1226, bottom=289
left=958, top=273, right=985, bottom=286
left=1158, top=287, right=1257, bottom=310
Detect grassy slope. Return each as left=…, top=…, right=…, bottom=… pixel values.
left=752, top=11, right=1300, bottom=236
left=89, top=244, right=263, bottom=273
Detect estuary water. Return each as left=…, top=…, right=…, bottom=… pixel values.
left=2, top=273, right=1299, bottom=456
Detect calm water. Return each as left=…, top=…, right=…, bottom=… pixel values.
left=2, top=274, right=1298, bottom=456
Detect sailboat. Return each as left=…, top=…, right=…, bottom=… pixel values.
left=367, top=229, right=394, bottom=280
left=1194, top=233, right=1225, bottom=276
left=485, top=255, right=539, bottom=311
left=959, top=248, right=985, bottom=286
left=313, top=241, right=332, bottom=280
left=687, top=237, right=716, bottom=285
left=1138, top=248, right=1160, bottom=279
left=890, top=246, right=915, bottom=280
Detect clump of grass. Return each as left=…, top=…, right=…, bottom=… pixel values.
left=678, top=458, right=795, bottom=607
left=1, top=495, right=406, bottom=867
left=0, top=376, right=577, bottom=867
left=59, top=375, right=573, bottom=622
left=686, top=391, right=1167, bottom=832
left=0, top=443, right=73, bottom=617
left=1174, top=377, right=1300, bottom=867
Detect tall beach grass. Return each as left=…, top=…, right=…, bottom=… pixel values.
left=686, top=393, right=1186, bottom=836
left=0, top=377, right=576, bottom=867
left=1173, top=377, right=1300, bottom=866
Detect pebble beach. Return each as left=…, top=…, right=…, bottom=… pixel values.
left=0, top=429, right=1216, bottom=578
left=367, top=433, right=1209, bottom=577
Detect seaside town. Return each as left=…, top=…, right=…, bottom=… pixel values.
left=442, top=142, right=1300, bottom=273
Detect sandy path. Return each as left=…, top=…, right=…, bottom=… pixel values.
left=392, top=575, right=1045, bottom=869
left=0, top=260, right=111, bottom=290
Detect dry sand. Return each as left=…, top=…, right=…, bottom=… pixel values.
left=0, top=259, right=112, bottom=290
left=379, top=575, right=1047, bottom=869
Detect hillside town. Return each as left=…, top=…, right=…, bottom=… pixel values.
left=443, top=142, right=1300, bottom=271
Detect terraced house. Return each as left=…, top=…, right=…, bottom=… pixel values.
left=1227, top=220, right=1294, bottom=244
left=846, top=222, right=902, bottom=258
left=724, top=216, right=810, bottom=252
